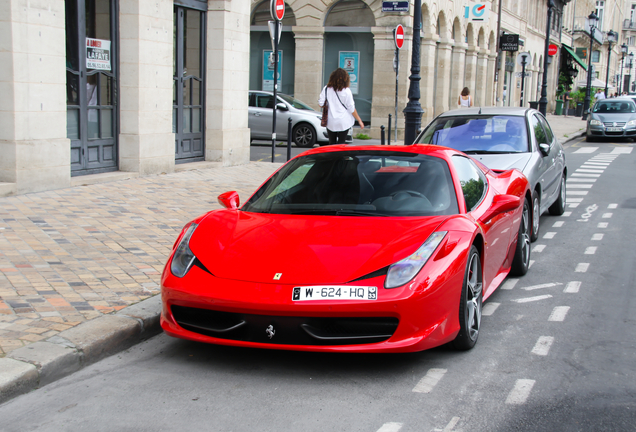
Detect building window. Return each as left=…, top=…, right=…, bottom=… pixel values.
left=631, top=4, right=636, bottom=23
left=592, top=50, right=601, bottom=62
left=596, top=1, right=605, bottom=30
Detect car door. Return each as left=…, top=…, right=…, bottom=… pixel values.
left=529, top=114, right=559, bottom=212
left=248, top=93, right=291, bottom=140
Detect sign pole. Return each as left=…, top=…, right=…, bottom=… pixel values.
left=520, top=57, right=527, bottom=107
left=269, top=0, right=284, bottom=163
left=395, top=48, right=399, bottom=144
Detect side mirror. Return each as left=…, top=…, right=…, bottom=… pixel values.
left=218, top=191, right=240, bottom=209
left=479, top=194, right=521, bottom=224
left=276, top=103, right=288, bottom=111
left=539, top=143, right=551, bottom=156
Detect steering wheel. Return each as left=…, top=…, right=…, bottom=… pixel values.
left=390, top=190, right=428, bottom=200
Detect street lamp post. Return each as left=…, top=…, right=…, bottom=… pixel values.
left=403, top=0, right=423, bottom=145
left=538, top=0, right=555, bottom=116
left=628, top=52, right=634, bottom=93
left=619, top=43, right=628, bottom=94
left=582, top=12, right=599, bottom=120
left=605, top=30, right=617, bottom=97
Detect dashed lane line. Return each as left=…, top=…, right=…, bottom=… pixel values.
left=413, top=368, right=447, bottom=394
left=585, top=247, right=597, bottom=254
left=567, top=184, right=593, bottom=188
left=570, top=173, right=600, bottom=177
left=563, top=211, right=572, bottom=217
left=531, top=336, right=555, bottom=356
left=602, top=213, right=613, bottom=218
left=377, top=423, right=403, bottom=432
left=548, top=306, right=570, bottom=322
left=543, top=232, right=556, bottom=239
left=564, top=281, right=581, bottom=293
left=513, top=294, right=553, bottom=303
left=575, top=263, right=589, bottom=272
left=567, top=178, right=597, bottom=182
left=482, top=302, right=500, bottom=316
left=532, top=244, right=546, bottom=253
left=552, top=221, right=564, bottom=227
left=432, top=417, right=461, bottom=432
left=501, top=279, right=519, bottom=290
left=592, top=233, right=604, bottom=240
left=608, top=203, right=618, bottom=209
left=506, top=379, right=536, bottom=405
left=598, top=222, right=608, bottom=228
left=573, top=147, right=598, bottom=154
left=523, top=282, right=563, bottom=291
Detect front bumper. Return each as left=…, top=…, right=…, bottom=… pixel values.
left=587, top=124, right=636, bottom=138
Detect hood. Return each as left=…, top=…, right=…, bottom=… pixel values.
left=472, top=153, right=532, bottom=172
left=591, top=113, right=636, bottom=123
left=188, top=210, right=448, bottom=285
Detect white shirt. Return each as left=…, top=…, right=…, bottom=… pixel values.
left=596, top=92, right=606, bottom=100
left=318, top=86, right=356, bottom=132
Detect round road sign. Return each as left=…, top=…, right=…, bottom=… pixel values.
left=394, top=24, right=404, bottom=50
left=548, top=44, right=558, bottom=56
left=270, top=0, right=285, bottom=21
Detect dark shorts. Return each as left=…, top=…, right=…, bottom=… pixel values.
left=326, top=129, right=348, bottom=145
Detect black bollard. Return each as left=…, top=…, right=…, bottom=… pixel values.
left=388, top=114, right=392, bottom=146
left=287, top=118, right=292, bottom=161
left=380, top=125, right=385, bottom=145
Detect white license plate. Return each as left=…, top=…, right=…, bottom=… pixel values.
left=292, top=286, right=377, bottom=301
left=606, top=127, right=622, bottom=132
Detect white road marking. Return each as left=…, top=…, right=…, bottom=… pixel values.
left=552, top=221, right=564, bottom=227
left=506, top=379, right=536, bottom=404
left=568, top=203, right=580, bottom=208
left=575, top=263, right=589, bottom=272
left=529, top=260, right=535, bottom=268
left=585, top=246, right=597, bottom=254
left=482, top=302, right=500, bottom=316
left=502, top=279, right=519, bottom=290
left=592, top=233, right=604, bottom=240
left=597, top=222, right=608, bottom=228
left=608, top=203, right=618, bottom=209
left=573, top=147, right=598, bottom=153
left=523, top=282, right=563, bottom=291
left=549, top=306, right=570, bottom=322
left=602, top=213, right=613, bottom=218
left=575, top=169, right=605, bottom=173
left=563, top=211, right=572, bottom=217
left=543, top=232, right=556, bottom=239
left=610, top=147, right=633, bottom=154
left=579, top=166, right=605, bottom=171
left=570, top=173, right=601, bottom=177
left=568, top=191, right=589, bottom=195
left=564, top=281, right=581, bottom=293
left=567, top=178, right=597, bottom=182
left=567, top=184, right=593, bottom=189
left=532, top=244, right=546, bottom=253
left=413, top=368, right=447, bottom=393
left=532, top=336, right=555, bottom=356
left=377, top=423, right=403, bottom=432
left=566, top=197, right=583, bottom=202
left=513, top=294, right=553, bottom=303
left=432, top=417, right=461, bottom=432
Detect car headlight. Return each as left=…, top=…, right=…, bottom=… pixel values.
left=589, top=119, right=602, bottom=126
left=170, top=223, right=198, bottom=278
left=627, top=119, right=636, bottom=126
left=385, top=232, right=447, bottom=289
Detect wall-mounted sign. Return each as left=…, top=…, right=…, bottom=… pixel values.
left=576, top=47, right=588, bottom=60
left=339, top=51, right=359, bottom=95
left=86, top=38, right=111, bottom=71
left=548, top=44, right=558, bottom=56
left=382, top=1, right=409, bottom=12
left=464, top=3, right=489, bottom=21
left=500, top=34, right=519, bottom=52
left=262, top=50, right=282, bottom=91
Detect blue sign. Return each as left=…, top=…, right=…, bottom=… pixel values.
left=382, top=1, right=409, bottom=12
left=262, top=50, right=282, bottom=91
left=339, top=51, right=359, bottom=95
left=464, top=3, right=489, bottom=21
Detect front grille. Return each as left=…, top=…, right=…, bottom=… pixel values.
left=171, top=305, right=399, bottom=346
left=604, top=122, right=626, bottom=127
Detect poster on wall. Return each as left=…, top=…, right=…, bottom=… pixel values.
left=339, top=51, right=359, bottom=95
left=262, top=50, right=283, bottom=92
left=86, top=38, right=111, bottom=71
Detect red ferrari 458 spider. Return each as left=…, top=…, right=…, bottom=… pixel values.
left=161, top=145, right=531, bottom=353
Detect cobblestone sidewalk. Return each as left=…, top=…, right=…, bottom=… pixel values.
left=0, top=163, right=281, bottom=357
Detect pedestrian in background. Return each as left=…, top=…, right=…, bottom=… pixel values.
left=563, top=87, right=571, bottom=117
left=458, top=87, right=473, bottom=108
left=595, top=88, right=606, bottom=100
left=318, top=68, right=364, bottom=145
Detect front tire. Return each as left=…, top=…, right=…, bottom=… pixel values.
left=452, top=246, right=483, bottom=351
left=511, top=199, right=531, bottom=276
left=530, top=191, right=540, bottom=242
left=293, top=124, right=317, bottom=148
left=549, top=174, right=566, bottom=216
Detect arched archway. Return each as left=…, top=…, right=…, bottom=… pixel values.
left=249, top=1, right=297, bottom=95
left=323, top=0, right=375, bottom=123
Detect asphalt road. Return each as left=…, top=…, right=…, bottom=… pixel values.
left=1, top=139, right=635, bottom=432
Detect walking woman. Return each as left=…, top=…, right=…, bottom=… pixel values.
left=458, top=87, right=473, bottom=108
left=318, top=68, right=364, bottom=144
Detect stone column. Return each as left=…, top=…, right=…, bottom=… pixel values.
left=204, top=0, right=251, bottom=165
left=496, top=53, right=505, bottom=106
left=450, top=43, right=467, bottom=109
left=464, top=46, right=478, bottom=101
left=420, top=35, right=438, bottom=125
left=475, top=50, right=489, bottom=107
left=486, top=52, right=497, bottom=106
left=292, top=27, right=324, bottom=111
left=434, top=39, right=453, bottom=116
left=119, top=0, right=175, bottom=174
left=0, top=0, right=69, bottom=195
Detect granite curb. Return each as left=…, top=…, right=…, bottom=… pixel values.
left=0, top=295, right=162, bottom=405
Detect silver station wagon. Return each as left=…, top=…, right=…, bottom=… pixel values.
left=415, top=107, right=567, bottom=242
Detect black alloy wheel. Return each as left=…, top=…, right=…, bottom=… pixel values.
left=293, top=123, right=317, bottom=148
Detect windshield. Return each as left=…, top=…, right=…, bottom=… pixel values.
left=416, top=115, right=529, bottom=153
left=278, top=94, right=314, bottom=111
left=242, top=151, right=459, bottom=217
left=592, top=100, right=636, bottom=113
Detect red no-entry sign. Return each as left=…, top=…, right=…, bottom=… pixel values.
left=548, top=44, right=558, bottom=56
left=270, top=0, right=285, bottom=21
left=394, top=24, right=404, bottom=50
